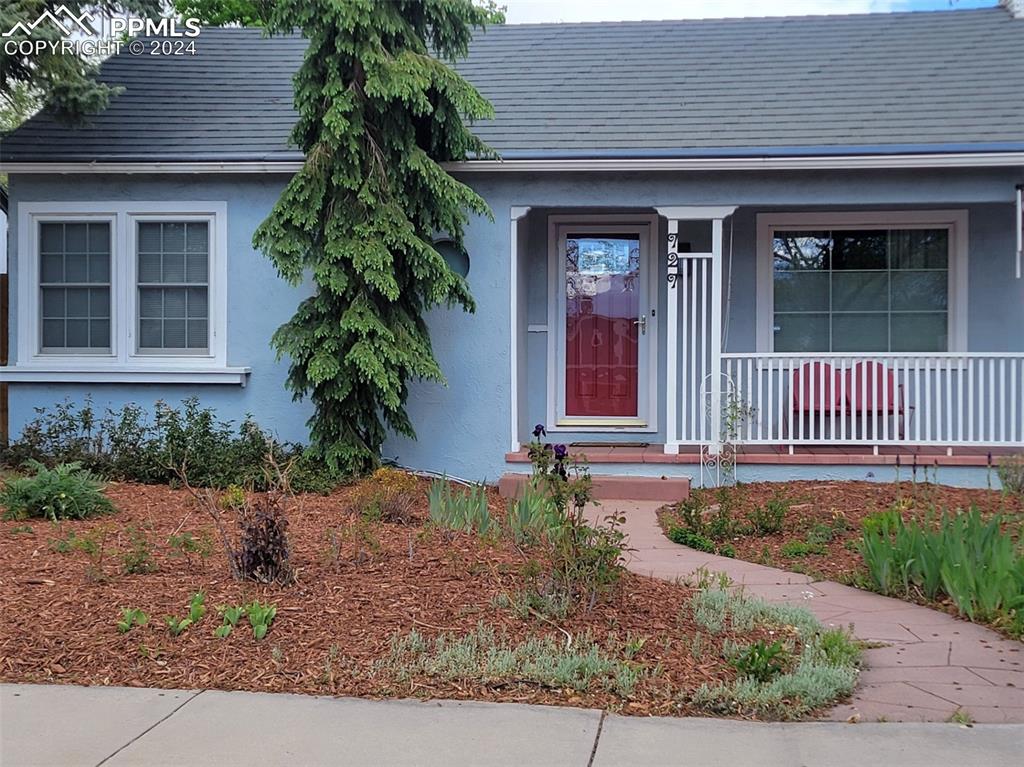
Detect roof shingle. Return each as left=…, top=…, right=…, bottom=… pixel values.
left=3, top=7, right=1023, bottom=163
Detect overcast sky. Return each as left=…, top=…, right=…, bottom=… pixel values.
left=502, top=0, right=998, bottom=23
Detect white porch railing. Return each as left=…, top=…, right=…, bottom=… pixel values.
left=719, top=353, right=1024, bottom=448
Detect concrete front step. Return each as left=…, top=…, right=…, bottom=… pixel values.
left=498, top=472, right=690, bottom=502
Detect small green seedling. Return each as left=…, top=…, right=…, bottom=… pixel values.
left=165, top=591, right=207, bottom=637
left=214, top=604, right=246, bottom=638
left=245, top=600, right=277, bottom=641
left=188, top=591, right=207, bottom=622
left=117, top=607, right=149, bottom=634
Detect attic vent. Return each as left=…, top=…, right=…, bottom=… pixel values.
left=1001, top=0, right=1024, bottom=18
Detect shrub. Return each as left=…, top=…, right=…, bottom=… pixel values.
left=121, top=524, right=158, bottom=574
left=348, top=468, right=420, bottom=523
left=673, top=494, right=709, bottom=535
left=667, top=526, right=715, bottom=552
left=860, top=507, right=1024, bottom=635
left=234, top=495, right=294, bottom=585
left=180, top=459, right=295, bottom=586
left=996, top=455, right=1024, bottom=495
left=0, top=461, right=114, bottom=521
left=427, top=478, right=492, bottom=535
left=747, top=494, right=788, bottom=536
left=518, top=428, right=629, bottom=612
left=2, top=398, right=344, bottom=493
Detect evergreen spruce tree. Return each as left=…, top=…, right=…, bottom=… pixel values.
left=254, top=0, right=500, bottom=475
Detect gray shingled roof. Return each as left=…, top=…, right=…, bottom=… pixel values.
left=3, top=7, right=1023, bottom=163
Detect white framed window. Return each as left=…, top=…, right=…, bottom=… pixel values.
left=16, top=202, right=229, bottom=371
left=756, top=211, right=968, bottom=353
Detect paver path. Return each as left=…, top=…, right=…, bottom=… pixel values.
left=595, top=500, right=1024, bottom=723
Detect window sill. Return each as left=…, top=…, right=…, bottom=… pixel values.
left=0, top=365, right=251, bottom=386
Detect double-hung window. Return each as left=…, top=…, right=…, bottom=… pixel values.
left=39, top=221, right=113, bottom=353
left=758, top=212, right=967, bottom=354
left=18, top=202, right=228, bottom=371
left=135, top=220, right=210, bottom=354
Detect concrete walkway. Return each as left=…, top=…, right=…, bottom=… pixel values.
left=2, top=684, right=1021, bottom=767
left=599, top=500, right=1024, bottom=723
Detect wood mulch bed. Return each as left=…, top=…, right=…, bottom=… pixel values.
left=0, top=478, right=788, bottom=717
left=657, top=480, right=1024, bottom=616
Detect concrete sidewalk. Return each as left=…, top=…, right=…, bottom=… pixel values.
left=2, top=684, right=1021, bottom=767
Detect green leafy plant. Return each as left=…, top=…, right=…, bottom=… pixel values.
left=506, top=480, right=561, bottom=545
left=667, top=526, right=715, bottom=552
left=672, top=494, right=709, bottom=536
left=116, top=607, right=149, bottom=634
left=780, top=539, right=826, bottom=558
left=689, top=585, right=860, bottom=719
left=996, top=455, right=1024, bottom=495
left=428, top=479, right=492, bottom=535
left=517, top=430, right=628, bottom=612
left=8, top=524, right=34, bottom=535
left=219, top=484, right=246, bottom=510
left=731, top=640, right=789, bottom=683
left=165, top=591, right=207, bottom=637
left=859, top=507, right=1024, bottom=636
left=2, top=398, right=344, bottom=493
left=747, top=494, right=789, bottom=536
left=245, top=600, right=277, bottom=641
left=121, top=524, right=158, bottom=575
left=0, top=461, right=114, bottom=521
left=167, top=531, right=214, bottom=567
left=214, top=604, right=246, bottom=638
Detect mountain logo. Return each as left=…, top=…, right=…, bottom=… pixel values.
left=2, top=5, right=97, bottom=37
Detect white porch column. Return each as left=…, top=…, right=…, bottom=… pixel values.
left=709, top=217, right=724, bottom=454
left=663, top=218, right=681, bottom=454
left=656, top=206, right=737, bottom=455
left=509, top=206, right=531, bottom=453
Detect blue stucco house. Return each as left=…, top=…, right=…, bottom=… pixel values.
left=2, top=5, right=1023, bottom=490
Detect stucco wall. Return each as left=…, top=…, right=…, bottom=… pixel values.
left=5, top=168, right=1023, bottom=483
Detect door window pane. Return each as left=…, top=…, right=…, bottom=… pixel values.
left=137, top=221, right=209, bottom=353
left=772, top=226, right=949, bottom=352
left=564, top=234, right=640, bottom=417
left=39, top=221, right=111, bottom=352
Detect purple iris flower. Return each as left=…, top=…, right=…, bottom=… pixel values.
left=532, top=424, right=546, bottom=438
left=554, top=444, right=568, bottom=460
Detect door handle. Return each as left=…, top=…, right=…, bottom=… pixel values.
left=634, top=315, right=647, bottom=335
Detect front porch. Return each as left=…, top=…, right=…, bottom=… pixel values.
left=508, top=198, right=1024, bottom=471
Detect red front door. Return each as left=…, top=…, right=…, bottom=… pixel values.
left=565, top=233, right=641, bottom=418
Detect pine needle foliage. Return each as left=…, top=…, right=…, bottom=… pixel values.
left=254, top=0, right=500, bottom=475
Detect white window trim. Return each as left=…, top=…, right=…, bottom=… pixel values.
left=755, top=210, right=969, bottom=354
left=546, top=213, right=660, bottom=433
left=14, top=201, right=238, bottom=381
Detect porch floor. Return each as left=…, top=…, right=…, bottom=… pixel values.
left=505, top=444, right=1017, bottom=467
